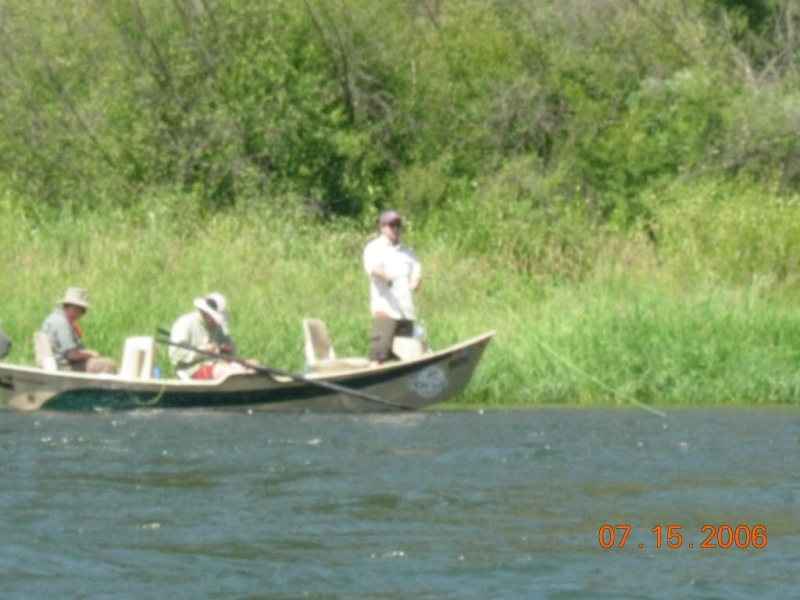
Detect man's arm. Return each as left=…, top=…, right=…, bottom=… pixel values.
left=363, top=239, right=393, bottom=283
left=168, top=316, right=202, bottom=365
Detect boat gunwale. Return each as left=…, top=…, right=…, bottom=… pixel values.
left=0, top=330, right=497, bottom=393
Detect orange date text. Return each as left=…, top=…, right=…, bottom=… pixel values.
left=598, top=524, right=767, bottom=549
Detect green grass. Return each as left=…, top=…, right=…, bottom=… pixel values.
left=2, top=184, right=800, bottom=407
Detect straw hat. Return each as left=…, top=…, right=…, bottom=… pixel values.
left=59, top=287, right=91, bottom=309
left=193, top=293, right=229, bottom=326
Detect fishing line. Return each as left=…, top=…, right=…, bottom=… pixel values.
left=507, top=308, right=667, bottom=418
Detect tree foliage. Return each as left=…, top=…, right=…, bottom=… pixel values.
left=0, top=0, right=799, bottom=228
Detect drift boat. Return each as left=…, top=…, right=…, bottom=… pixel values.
left=0, top=331, right=495, bottom=412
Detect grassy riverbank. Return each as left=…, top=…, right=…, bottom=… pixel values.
left=3, top=1, right=800, bottom=408
left=2, top=179, right=800, bottom=407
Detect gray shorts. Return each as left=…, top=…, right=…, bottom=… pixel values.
left=369, top=317, right=413, bottom=362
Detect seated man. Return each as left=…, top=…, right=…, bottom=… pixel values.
left=41, top=287, right=118, bottom=374
left=168, top=293, right=253, bottom=380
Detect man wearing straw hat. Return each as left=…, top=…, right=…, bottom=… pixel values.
left=168, top=293, right=253, bottom=380
left=40, top=287, right=118, bottom=374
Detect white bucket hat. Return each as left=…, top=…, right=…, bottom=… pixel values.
left=59, top=287, right=91, bottom=309
left=193, top=293, right=229, bottom=326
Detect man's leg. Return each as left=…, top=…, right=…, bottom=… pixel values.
left=369, top=316, right=397, bottom=365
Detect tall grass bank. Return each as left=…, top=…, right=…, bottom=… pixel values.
left=2, top=179, right=800, bottom=408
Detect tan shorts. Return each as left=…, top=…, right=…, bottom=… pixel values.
left=61, top=356, right=118, bottom=374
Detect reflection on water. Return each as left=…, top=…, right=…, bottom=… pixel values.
left=0, top=407, right=797, bottom=599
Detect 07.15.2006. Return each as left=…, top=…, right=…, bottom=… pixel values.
left=598, top=524, right=767, bottom=549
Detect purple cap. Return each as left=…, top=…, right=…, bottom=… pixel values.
left=379, top=210, right=401, bottom=225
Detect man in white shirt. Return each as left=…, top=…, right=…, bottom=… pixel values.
left=362, top=210, right=422, bottom=366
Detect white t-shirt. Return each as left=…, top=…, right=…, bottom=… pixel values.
left=362, top=234, right=421, bottom=320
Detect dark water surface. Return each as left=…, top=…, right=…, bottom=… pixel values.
left=0, top=407, right=797, bottom=599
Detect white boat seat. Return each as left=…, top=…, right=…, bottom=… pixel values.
left=392, top=336, right=428, bottom=361
left=119, top=336, right=156, bottom=380
left=32, top=332, right=58, bottom=372
left=302, top=318, right=369, bottom=373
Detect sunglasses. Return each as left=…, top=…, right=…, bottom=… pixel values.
left=385, top=221, right=402, bottom=228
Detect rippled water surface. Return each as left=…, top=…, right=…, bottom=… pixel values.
left=1, top=407, right=797, bottom=599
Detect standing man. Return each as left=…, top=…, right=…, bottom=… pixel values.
left=362, top=210, right=422, bottom=366
left=41, top=287, right=118, bottom=373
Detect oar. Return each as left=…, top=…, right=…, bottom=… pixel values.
left=154, top=331, right=416, bottom=411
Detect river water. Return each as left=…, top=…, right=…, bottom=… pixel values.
left=0, top=407, right=797, bottom=599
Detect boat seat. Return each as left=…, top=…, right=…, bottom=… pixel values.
left=302, top=318, right=370, bottom=373
left=392, top=336, right=428, bottom=361
left=33, top=332, right=58, bottom=372
left=119, top=336, right=156, bottom=380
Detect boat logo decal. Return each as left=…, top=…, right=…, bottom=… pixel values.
left=409, top=365, right=449, bottom=399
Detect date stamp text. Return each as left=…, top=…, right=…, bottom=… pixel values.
left=598, top=525, right=767, bottom=549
